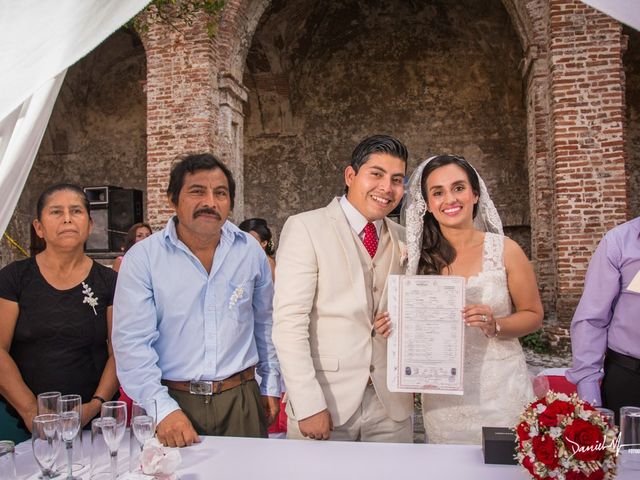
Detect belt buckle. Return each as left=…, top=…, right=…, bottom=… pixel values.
left=189, top=380, right=213, bottom=395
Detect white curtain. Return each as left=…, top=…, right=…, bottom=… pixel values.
left=582, top=1, right=640, bottom=31
left=0, top=0, right=150, bottom=237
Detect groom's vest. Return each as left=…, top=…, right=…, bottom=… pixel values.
left=349, top=223, right=393, bottom=318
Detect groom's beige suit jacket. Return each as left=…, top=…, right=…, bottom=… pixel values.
left=272, top=198, right=413, bottom=426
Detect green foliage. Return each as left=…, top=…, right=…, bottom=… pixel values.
left=127, top=0, right=226, bottom=37
left=520, top=329, right=551, bottom=354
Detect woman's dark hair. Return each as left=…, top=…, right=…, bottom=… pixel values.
left=418, top=155, right=481, bottom=275
left=167, top=153, right=236, bottom=209
left=238, top=218, right=275, bottom=256
left=36, top=183, right=91, bottom=220
left=123, top=222, right=152, bottom=253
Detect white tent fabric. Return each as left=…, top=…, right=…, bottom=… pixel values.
left=0, top=0, right=150, bottom=238
left=582, top=0, right=640, bottom=31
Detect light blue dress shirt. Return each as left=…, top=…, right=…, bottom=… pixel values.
left=112, top=217, right=281, bottom=423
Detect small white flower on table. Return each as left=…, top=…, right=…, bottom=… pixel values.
left=141, top=438, right=181, bottom=480
left=229, top=285, right=245, bottom=309
left=82, top=282, right=99, bottom=315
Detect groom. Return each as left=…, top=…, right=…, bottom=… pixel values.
left=272, top=134, right=414, bottom=441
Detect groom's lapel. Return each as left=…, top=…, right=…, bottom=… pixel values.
left=379, top=217, right=402, bottom=309
left=326, top=198, right=368, bottom=315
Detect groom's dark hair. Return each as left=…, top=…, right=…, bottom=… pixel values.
left=345, top=134, right=408, bottom=193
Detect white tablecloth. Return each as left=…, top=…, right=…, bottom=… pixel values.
left=14, top=432, right=637, bottom=480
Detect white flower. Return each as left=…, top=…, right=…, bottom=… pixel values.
left=140, top=438, right=181, bottom=479
left=549, top=426, right=562, bottom=439
left=398, top=241, right=408, bottom=266
left=228, top=286, right=245, bottom=309
left=578, top=409, right=591, bottom=421
left=82, top=282, right=99, bottom=315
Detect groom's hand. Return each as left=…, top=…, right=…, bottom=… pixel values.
left=299, top=409, right=333, bottom=440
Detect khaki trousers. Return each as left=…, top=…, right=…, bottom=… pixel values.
left=168, top=379, right=267, bottom=437
left=287, top=384, right=413, bottom=442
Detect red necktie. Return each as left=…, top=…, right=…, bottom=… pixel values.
left=363, top=222, right=378, bottom=258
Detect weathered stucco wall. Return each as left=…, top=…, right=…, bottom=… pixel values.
left=242, top=0, right=528, bottom=250
left=0, top=29, right=147, bottom=266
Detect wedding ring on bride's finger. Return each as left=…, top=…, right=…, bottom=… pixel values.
left=481, top=314, right=487, bottom=323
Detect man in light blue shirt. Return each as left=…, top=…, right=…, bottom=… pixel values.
left=113, top=154, right=280, bottom=447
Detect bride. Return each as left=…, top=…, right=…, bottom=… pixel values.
left=376, top=155, right=543, bottom=444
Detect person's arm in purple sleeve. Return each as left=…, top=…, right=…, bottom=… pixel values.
left=566, top=234, right=621, bottom=406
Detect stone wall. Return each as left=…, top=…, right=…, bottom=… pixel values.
left=2, top=0, right=637, bottom=352
left=243, top=0, right=528, bottom=250
left=0, top=29, right=147, bottom=267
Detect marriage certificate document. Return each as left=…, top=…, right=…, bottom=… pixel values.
left=387, top=275, right=465, bottom=395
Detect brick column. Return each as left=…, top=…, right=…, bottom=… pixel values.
left=217, top=72, right=248, bottom=220
left=547, top=0, right=627, bottom=349
left=142, top=12, right=221, bottom=230
left=524, top=43, right=556, bottom=320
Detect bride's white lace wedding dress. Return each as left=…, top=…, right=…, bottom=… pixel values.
left=421, top=232, right=534, bottom=445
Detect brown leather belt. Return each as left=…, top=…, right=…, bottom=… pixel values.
left=162, top=366, right=255, bottom=395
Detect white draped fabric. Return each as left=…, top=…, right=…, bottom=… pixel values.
left=582, top=1, right=640, bottom=31
left=0, top=0, right=150, bottom=237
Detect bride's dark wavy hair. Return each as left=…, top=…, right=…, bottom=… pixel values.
left=418, top=155, right=481, bottom=275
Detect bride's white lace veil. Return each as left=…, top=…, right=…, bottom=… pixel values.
left=401, top=155, right=503, bottom=275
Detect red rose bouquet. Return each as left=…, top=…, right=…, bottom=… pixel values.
left=515, top=391, right=618, bottom=480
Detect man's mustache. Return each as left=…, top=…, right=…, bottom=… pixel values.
left=193, top=208, right=221, bottom=220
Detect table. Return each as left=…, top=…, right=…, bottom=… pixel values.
left=14, top=433, right=638, bottom=480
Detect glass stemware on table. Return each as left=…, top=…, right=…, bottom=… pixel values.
left=32, top=414, right=62, bottom=479
left=619, top=406, right=640, bottom=471
left=36, top=392, right=62, bottom=478
left=100, top=401, right=127, bottom=480
left=58, top=395, right=82, bottom=480
left=37, top=392, right=62, bottom=416
left=129, top=399, right=157, bottom=473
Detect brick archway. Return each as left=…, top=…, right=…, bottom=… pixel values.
left=140, top=1, right=630, bottom=351
left=218, top=0, right=557, bottom=321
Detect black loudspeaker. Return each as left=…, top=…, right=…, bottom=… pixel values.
left=108, top=189, right=143, bottom=252
left=84, top=186, right=143, bottom=252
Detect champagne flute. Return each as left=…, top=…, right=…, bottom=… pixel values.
left=37, top=392, right=61, bottom=415
left=131, top=399, right=157, bottom=449
left=129, top=399, right=157, bottom=473
left=32, top=414, right=62, bottom=479
left=36, top=392, right=61, bottom=478
left=58, top=395, right=82, bottom=480
left=100, top=401, right=127, bottom=480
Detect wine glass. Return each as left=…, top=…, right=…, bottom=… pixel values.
left=132, top=399, right=157, bottom=449
left=129, top=399, right=157, bottom=473
left=37, top=392, right=61, bottom=415
left=58, top=395, right=82, bottom=480
left=32, top=414, right=62, bottom=479
left=100, top=401, right=127, bottom=480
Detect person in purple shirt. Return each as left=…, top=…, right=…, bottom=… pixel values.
left=567, top=217, right=640, bottom=422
